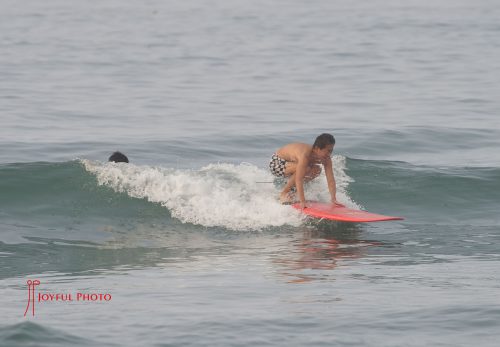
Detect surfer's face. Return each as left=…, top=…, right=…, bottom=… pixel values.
left=314, top=144, right=334, bottom=160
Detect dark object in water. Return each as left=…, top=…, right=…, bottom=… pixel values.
left=108, top=151, right=129, bottom=163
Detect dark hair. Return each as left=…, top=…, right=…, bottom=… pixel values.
left=313, top=133, right=335, bottom=149
left=108, top=151, right=129, bottom=163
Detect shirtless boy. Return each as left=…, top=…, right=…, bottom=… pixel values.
left=269, top=133, right=341, bottom=209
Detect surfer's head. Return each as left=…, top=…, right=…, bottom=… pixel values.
left=108, top=151, right=129, bottom=163
left=313, top=133, right=335, bottom=159
left=313, top=133, right=335, bottom=149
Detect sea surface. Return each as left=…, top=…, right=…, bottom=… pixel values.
left=1, top=0, right=500, bottom=346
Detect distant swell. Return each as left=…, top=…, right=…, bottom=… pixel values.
left=0, top=321, right=93, bottom=347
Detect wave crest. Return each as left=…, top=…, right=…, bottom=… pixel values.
left=82, top=156, right=356, bottom=231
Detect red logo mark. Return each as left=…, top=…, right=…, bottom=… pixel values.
left=24, top=279, right=41, bottom=317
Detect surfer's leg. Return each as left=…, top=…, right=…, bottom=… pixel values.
left=269, top=154, right=296, bottom=204
left=280, top=173, right=297, bottom=204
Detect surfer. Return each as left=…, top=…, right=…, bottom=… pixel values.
left=269, top=133, right=341, bottom=209
left=108, top=151, right=129, bottom=163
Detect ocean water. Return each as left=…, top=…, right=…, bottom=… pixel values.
left=1, top=0, right=500, bottom=346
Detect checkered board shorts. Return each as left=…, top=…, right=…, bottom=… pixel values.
left=269, top=154, right=287, bottom=177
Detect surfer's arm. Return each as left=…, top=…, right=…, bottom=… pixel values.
left=324, top=157, right=340, bottom=205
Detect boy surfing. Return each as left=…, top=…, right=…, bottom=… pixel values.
left=269, top=133, right=342, bottom=209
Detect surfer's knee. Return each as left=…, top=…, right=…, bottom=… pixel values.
left=108, top=151, right=129, bottom=163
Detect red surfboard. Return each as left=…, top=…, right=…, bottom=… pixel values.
left=292, top=201, right=404, bottom=223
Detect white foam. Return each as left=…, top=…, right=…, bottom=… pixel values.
left=304, top=155, right=360, bottom=210
left=81, top=155, right=358, bottom=231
